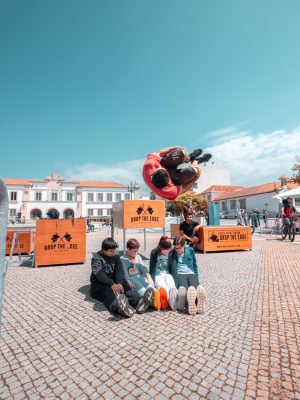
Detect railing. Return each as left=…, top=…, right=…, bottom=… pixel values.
left=0, top=178, right=8, bottom=331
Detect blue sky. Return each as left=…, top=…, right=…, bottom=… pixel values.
left=1, top=0, right=299, bottom=193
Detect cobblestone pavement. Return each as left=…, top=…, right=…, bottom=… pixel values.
left=0, top=232, right=300, bottom=399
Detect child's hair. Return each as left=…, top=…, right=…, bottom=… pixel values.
left=173, top=236, right=186, bottom=247
left=126, top=238, right=140, bottom=249
left=156, top=235, right=172, bottom=255
left=102, top=237, right=118, bottom=251
left=151, top=169, right=170, bottom=188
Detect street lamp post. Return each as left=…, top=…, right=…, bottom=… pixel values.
left=127, top=181, right=139, bottom=200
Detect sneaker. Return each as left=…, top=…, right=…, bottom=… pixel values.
left=136, top=287, right=155, bottom=314
left=116, top=294, right=135, bottom=318
left=152, top=289, right=161, bottom=311
left=187, top=286, right=197, bottom=316
left=195, top=153, right=212, bottom=164
left=188, top=149, right=203, bottom=162
left=159, top=288, right=168, bottom=309
left=168, top=288, right=178, bottom=311
left=177, top=286, right=187, bottom=311
left=196, top=285, right=206, bottom=314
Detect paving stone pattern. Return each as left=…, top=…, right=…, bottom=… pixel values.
left=0, top=232, right=299, bottom=399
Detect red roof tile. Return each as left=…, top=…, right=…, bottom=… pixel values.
left=4, top=178, right=127, bottom=188
left=200, top=185, right=245, bottom=195
left=214, top=182, right=299, bottom=201
left=4, top=179, right=30, bottom=185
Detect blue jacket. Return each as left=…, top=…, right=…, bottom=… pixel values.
left=169, top=246, right=199, bottom=288
left=149, top=249, right=177, bottom=281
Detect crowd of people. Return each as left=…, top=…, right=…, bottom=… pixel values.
left=90, top=236, right=206, bottom=318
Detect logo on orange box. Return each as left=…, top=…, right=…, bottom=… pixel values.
left=130, top=203, right=159, bottom=223
left=44, top=231, right=78, bottom=251
left=208, top=230, right=249, bottom=242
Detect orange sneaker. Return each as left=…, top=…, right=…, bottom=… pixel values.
left=159, top=288, right=168, bottom=309
left=152, top=289, right=161, bottom=311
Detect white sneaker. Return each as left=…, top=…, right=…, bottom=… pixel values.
left=196, top=285, right=206, bottom=314
left=177, top=286, right=187, bottom=311
left=187, top=286, right=197, bottom=316
left=168, top=288, right=178, bottom=311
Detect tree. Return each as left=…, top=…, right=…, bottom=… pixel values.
left=166, top=191, right=208, bottom=215
left=291, top=156, right=300, bottom=184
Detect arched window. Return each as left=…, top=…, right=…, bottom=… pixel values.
left=46, top=209, right=60, bottom=219
left=30, top=209, right=42, bottom=220
left=63, top=209, right=74, bottom=219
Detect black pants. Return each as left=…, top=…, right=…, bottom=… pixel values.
left=90, top=280, right=142, bottom=311
left=177, top=274, right=199, bottom=290
left=161, top=148, right=196, bottom=186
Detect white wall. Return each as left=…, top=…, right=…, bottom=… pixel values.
left=194, top=163, right=230, bottom=193
left=219, top=192, right=281, bottom=214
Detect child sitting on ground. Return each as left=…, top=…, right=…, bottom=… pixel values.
left=149, top=235, right=178, bottom=311
left=169, top=236, right=206, bottom=316
left=120, top=238, right=155, bottom=296
left=90, top=237, right=154, bottom=318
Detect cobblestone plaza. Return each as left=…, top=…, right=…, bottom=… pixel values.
left=1, top=231, right=300, bottom=399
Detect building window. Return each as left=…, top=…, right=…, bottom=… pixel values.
left=88, top=193, right=94, bottom=202
left=106, top=193, right=112, bottom=202
left=87, top=208, right=94, bottom=216
left=10, top=192, right=17, bottom=201
left=239, top=198, right=246, bottom=209
left=107, top=209, right=112, bottom=216
left=67, top=193, right=73, bottom=201
left=124, top=193, right=130, bottom=200
left=230, top=200, right=236, bottom=210
left=116, top=193, right=122, bottom=201
left=35, top=192, right=42, bottom=201
left=97, top=209, right=103, bottom=216
left=51, top=192, right=58, bottom=201
left=97, top=193, right=103, bottom=202
left=9, top=209, right=17, bottom=217
left=221, top=202, right=227, bottom=212
left=30, top=209, right=42, bottom=219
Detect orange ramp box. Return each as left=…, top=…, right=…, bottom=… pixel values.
left=6, top=230, right=36, bottom=255
left=35, top=219, right=86, bottom=267
left=197, top=226, right=252, bottom=253
left=113, top=200, right=165, bottom=229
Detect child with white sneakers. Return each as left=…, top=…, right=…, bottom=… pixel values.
left=169, top=236, right=206, bottom=315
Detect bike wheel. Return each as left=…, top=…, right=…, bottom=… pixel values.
left=289, top=226, right=296, bottom=242
left=281, top=227, right=288, bottom=240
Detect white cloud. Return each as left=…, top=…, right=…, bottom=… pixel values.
left=206, top=126, right=300, bottom=186
left=63, top=126, right=300, bottom=194
left=64, top=158, right=147, bottom=192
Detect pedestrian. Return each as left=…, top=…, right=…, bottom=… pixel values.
left=149, top=235, right=178, bottom=311
left=169, top=236, right=206, bottom=315
left=90, top=237, right=154, bottom=318
left=143, top=146, right=212, bottom=200
left=180, top=200, right=197, bottom=221
left=179, top=213, right=201, bottom=249
left=120, top=238, right=155, bottom=296
left=262, top=209, right=269, bottom=227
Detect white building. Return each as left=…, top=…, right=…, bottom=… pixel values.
left=5, top=173, right=140, bottom=222
left=193, top=162, right=230, bottom=193
left=212, top=180, right=300, bottom=216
